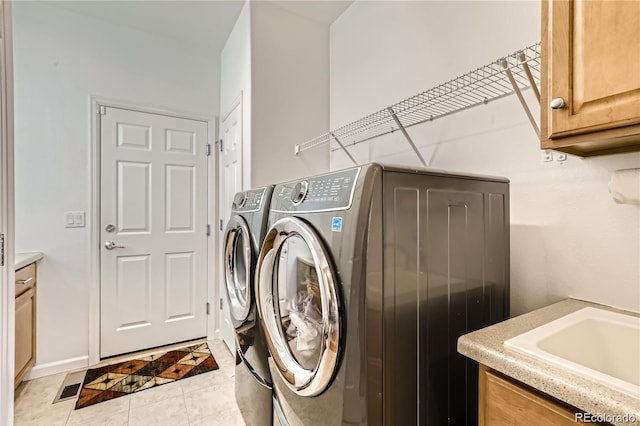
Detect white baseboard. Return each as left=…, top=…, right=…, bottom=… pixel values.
left=24, top=355, right=89, bottom=381
left=207, top=328, right=221, bottom=341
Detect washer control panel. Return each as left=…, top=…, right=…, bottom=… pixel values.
left=274, top=168, right=359, bottom=212
left=232, top=187, right=267, bottom=212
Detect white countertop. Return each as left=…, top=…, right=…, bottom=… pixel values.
left=458, top=299, right=640, bottom=426
left=15, top=252, right=44, bottom=270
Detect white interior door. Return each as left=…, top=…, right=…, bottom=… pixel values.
left=100, top=106, right=208, bottom=358
left=219, top=100, right=243, bottom=352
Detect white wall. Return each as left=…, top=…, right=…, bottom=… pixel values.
left=13, top=2, right=219, bottom=372
left=250, top=1, right=329, bottom=187
left=330, top=1, right=640, bottom=315
left=220, top=2, right=252, bottom=190
left=220, top=1, right=329, bottom=191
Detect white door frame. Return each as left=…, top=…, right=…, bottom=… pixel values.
left=89, top=96, right=217, bottom=365
left=208, top=117, right=220, bottom=344
left=0, top=0, right=15, bottom=423
left=217, top=94, right=243, bottom=350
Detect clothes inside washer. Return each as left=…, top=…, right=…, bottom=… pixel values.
left=285, top=291, right=322, bottom=367
left=288, top=312, right=320, bottom=352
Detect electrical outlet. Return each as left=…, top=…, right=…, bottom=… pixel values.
left=556, top=153, right=567, bottom=162
left=542, top=149, right=553, bottom=162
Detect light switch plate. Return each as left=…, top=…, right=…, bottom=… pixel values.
left=64, top=211, right=85, bottom=228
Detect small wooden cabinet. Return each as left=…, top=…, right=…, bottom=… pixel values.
left=541, top=0, right=640, bottom=156
left=15, top=262, right=36, bottom=388
left=478, top=365, right=607, bottom=425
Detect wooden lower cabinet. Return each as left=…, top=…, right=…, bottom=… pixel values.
left=15, top=263, right=37, bottom=388
left=478, top=365, right=605, bottom=426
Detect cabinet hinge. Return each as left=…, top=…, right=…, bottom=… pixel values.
left=219, top=219, right=223, bottom=231
left=98, top=105, right=106, bottom=115
left=206, top=302, right=210, bottom=315
left=0, top=233, right=5, bottom=267
left=205, top=143, right=212, bottom=156
left=219, top=298, right=223, bottom=310
left=206, top=224, right=211, bottom=236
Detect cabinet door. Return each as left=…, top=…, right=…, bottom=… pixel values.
left=544, top=0, right=640, bottom=139
left=479, top=365, right=583, bottom=426
left=15, top=287, right=36, bottom=386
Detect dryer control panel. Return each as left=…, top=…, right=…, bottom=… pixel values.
left=232, top=187, right=267, bottom=212
left=273, top=168, right=360, bottom=212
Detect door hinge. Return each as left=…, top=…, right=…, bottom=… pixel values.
left=0, top=233, right=5, bottom=267
left=206, top=302, right=210, bottom=315
left=205, top=143, right=212, bottom=156
left=98, top=105, right=106, bottom=115
left=219, top=219, right=223, bottom=231
left=206, top=224, right=211, bottom=236
left=219, top=298, right=223, bottom=310
left=217, top=139, right=223, bottom=152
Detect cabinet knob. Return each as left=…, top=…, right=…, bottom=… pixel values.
left=550, top=97, right=566, bottom=110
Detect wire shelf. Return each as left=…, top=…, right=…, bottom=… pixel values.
left=295, top=42, right=541, bottom=161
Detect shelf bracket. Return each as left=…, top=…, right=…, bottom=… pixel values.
left=519, top=52, right=540, bottom=102
left=501, top=59, right=540, bottom=138
left=330, top=133, right=358, bottom=166
left=387, top=107, right=428, bottom=168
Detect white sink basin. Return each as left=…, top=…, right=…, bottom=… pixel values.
left=505, top=307, right=640, bottom=399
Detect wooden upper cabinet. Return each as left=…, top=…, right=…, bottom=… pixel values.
left=541, top=0, right=640, bottom=156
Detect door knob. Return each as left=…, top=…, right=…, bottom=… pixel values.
left=550, top=97, right=566, bottom=109
left=104, top=241, right=125, bottom=250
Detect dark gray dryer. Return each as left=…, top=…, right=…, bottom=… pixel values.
left=256, top=164, right=510, bottom=425
left=223, top=186, right=274, bottom=426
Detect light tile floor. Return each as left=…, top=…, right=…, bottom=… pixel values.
left=14, top=340, right=246, bottom=426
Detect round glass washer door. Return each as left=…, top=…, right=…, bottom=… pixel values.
left=223, top=215, right=254, bottom=322
left=256, top=217, right=341, bottom=397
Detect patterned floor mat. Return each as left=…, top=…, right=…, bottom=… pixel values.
left=75, top=342, right=218, bottom=409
